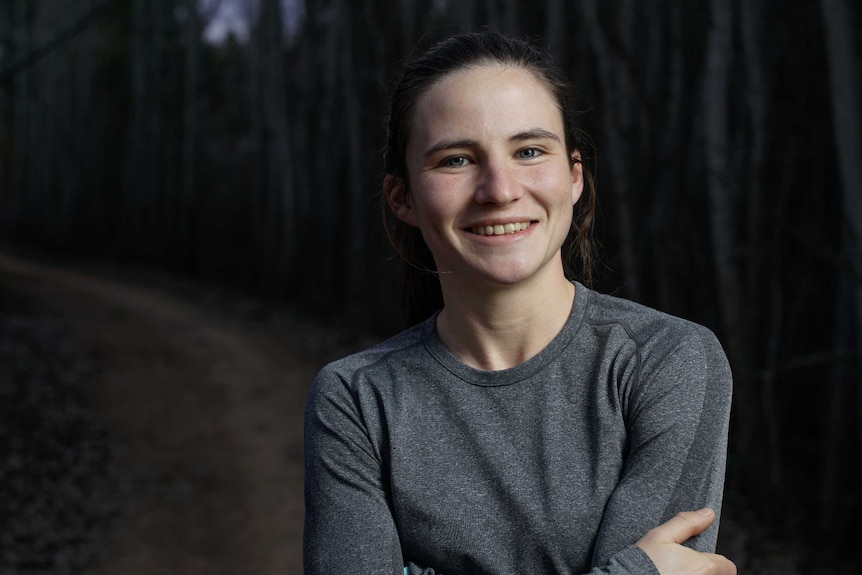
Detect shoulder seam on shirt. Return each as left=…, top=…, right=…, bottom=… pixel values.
left=350, top=338, right=428, bottom=385
left=585, top=317, right=645, bottom=407
left=341, top=339, right=428, bottom=464
left=582, top=291, right=649, bottom=406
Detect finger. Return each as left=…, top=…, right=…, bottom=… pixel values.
left=649, top=508, right=716, bottom=545
left=708, top=553, right=738, bottom=575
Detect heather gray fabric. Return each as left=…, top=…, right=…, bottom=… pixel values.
left=304, top=283, right=732, bottom=574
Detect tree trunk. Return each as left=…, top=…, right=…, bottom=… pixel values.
left=449, top=0, right=476, bottom=31
left=821, top=0, right=862, bottom=348
left=246, top=0, right=292, bottom=285
left=182, top=0, right=200, bottom=269
left=292, top=20, right=315, bottom=226
left=259, top=0, right=292, bottom=285
left=338, top=0, right=364, bottom=307
left=314, top=1, right=339, bottom=283
left=123, top=0, right=148, bottom=248
left=477, top=0, right=513, bottom=31
left=245, top=0, right=264, bottom=277
left=703, top=0, right=736, bottom=356
left=740, top=0, right=783, bottom=493
left=28, top=12, right=50, bottom=234
left=820, top=0, right=862, bottom=522
left=544, top=0, right=565, bottom=62
left=0, top=3, right=9, bottom=212
left=648, top=0, right=681, bottom=312
left=69, top=0, right=95, bottom=240
left=702, top=0, right=758, bottom=491
left=10, top=0, right=34, bottom=236
left=577, top=0, right=641, bottom=300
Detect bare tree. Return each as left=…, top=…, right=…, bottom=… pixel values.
left=308, top=0, right=339, bottom=285
left=480, top=0, right=517, bottom=32
left=576, top=0, right=642, bottom=301
left=701, top=0, right=762, bottom=489
left=250, top=0, right=293, bottom=283
left=448, top=0, right=477, bottom=32
left=182, top=0, right=200, bottom=266
left=0, top=0, right=16, bottom=226
left=337, top=0, right=365, bottom=301
left=739, top=0, right=784, bottom=494
left=122, top=0, right=170, bottom=251
left=820, top=0, right=862, bottom=532
left=544, top=0, right=565, bottom=62
left=10, top=0, right=34, bottom=236
left=0, top=4, right=9, bottom=205
left=821, top=0, right=862, bottom=354
left=646, top=0, right=683, bottom=313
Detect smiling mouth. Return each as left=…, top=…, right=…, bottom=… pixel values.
left=469, top=221, right=533, bottom=236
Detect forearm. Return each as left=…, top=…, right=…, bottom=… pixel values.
left=405, top=545, right=658, bottom=575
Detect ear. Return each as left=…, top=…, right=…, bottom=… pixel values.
left=570, top=150, right=584, bottom=205
left=384, top=174, right=419, bottom=227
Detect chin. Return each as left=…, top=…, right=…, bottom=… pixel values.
left=466, top=266, right=542, bottom=288
left=436, top=253, right=557, bottom=289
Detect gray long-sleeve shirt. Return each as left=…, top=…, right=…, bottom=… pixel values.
left=304, top=283, right=732, bottom=574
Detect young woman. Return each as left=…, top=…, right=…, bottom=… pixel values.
left=304, top=31, right=734, bottom=575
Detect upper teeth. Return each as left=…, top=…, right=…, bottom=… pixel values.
left=471, top=222, right=531, bottom=236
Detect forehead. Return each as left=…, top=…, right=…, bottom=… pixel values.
left=409, top=65, right=564, bottom=147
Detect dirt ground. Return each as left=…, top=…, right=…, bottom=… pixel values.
left=0, top=250, right=341, bottom=575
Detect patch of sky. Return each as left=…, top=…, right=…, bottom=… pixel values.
left=203, top=0, right=305, bottom=44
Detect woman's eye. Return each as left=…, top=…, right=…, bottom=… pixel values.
left=443, top=156, right=469, bottom=168
left=517, top=147, right=542, bottom=159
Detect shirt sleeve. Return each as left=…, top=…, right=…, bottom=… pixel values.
left=589, top=324, right=733, bottom=568
left=303, top=366, right=405, bottom=575
left=406, top=545, right=658, bottom=575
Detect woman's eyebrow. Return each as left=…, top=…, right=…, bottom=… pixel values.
left=422, top=139, right=477, bottom=159
left=510, top=128, right=561, bottom=143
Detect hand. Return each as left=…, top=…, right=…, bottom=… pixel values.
left=636, top=508, right=736, bottom=575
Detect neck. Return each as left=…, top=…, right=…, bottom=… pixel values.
left=435, top=266, right=575, bottom=371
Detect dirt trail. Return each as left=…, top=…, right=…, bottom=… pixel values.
left=0, top=251, right=319, bottom=574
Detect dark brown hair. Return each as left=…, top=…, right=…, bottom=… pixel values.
left=383, top=31, right=597, bottom=326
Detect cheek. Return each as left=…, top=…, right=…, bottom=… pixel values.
left=413, top=175, right=464, bottom=220
left=527, top=168, right=576, bottom=208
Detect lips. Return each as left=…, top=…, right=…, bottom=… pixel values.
left=469, top=221, right=532, bottom=236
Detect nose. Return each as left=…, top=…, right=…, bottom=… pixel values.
left=474, top=158, right=522, bottom=205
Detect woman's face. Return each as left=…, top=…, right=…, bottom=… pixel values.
left=389, top=64, right=583, bottom=292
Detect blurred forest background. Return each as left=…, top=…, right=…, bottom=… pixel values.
left=1, top=0, right=861, bottom=572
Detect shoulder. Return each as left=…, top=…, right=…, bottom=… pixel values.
left=310, top=318, right=431, bottom=397
left=584, top=288, right=723, bottom=357
left=305, top=319, right=434, bottom=445
left=581, top=287, right=730, bottom=385
left=580, top=288, right=732, bottom=422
